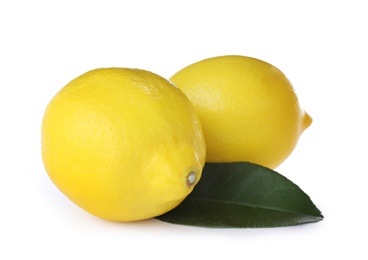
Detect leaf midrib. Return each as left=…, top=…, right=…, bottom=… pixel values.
left=186, top=196, right=322, bottom=218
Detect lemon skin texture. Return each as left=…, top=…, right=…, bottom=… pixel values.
left=41, top=68, right=206, bottom=222
left=170, top=55, right=312, bottom=169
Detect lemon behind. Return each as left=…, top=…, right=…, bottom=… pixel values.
left=170, top=55, right=312, bottom=169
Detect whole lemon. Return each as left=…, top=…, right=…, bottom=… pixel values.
left=170, top=55, right=312, bottom=169
left=41, top=68, right=206, bottom=222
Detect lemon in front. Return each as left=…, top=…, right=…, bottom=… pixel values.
left=41, top=68, right=206, bottom=221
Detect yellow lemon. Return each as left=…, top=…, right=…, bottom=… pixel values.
left=41, top=68, right=206, bottom=222
left=170, top=55, right=312, bottom=169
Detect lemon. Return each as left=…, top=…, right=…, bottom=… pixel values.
left=170, top=55, right=312, bottom=169
left=41, top=68, right=206, bottom=222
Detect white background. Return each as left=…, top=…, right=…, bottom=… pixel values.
left=1, top=0, right=367, bottom=259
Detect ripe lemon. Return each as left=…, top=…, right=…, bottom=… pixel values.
left=170, top=55, right=312, bottom=169
left=41, top=68, right=206, bottom=222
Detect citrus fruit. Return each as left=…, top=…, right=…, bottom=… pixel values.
left=41, top=68, right=206, bottom=222
left=170, top=55, right=312, bottom=169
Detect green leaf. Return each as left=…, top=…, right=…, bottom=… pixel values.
left=156, top=162, right=323, bottom=228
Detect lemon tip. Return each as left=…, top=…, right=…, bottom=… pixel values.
left=303, top=111, right=313, bottom=130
